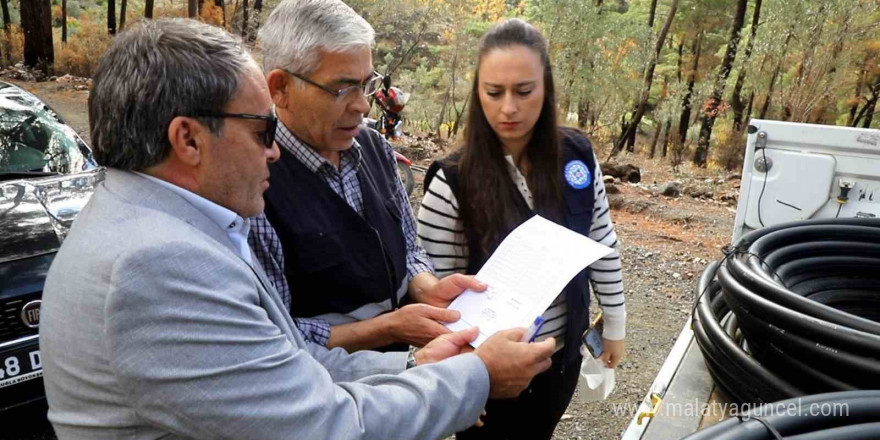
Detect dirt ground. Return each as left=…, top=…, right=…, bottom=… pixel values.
left=5, top=79, right=741, bottom=440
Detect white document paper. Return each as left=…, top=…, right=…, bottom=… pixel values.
left=445, top=215, right=614, bottom=347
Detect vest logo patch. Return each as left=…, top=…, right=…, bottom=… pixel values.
left=564, top=160, right=591, bottom=189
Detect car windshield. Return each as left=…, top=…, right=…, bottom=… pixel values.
left=0, top=83, right=95, bottom=177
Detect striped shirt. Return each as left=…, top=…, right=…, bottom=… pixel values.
left=417, top=154, right=625, bottom=350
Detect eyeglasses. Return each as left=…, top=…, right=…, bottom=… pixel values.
left=285, top=70, right=384, bottom=100
left=192, top=112, right=278, bottom=148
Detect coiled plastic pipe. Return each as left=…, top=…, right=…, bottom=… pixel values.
left=679, top=391, right=880, bottom=440
left=691, top=218, right=880, bottom=403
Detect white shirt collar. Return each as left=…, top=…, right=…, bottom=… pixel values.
left=135, top=172, right=253, bottom=265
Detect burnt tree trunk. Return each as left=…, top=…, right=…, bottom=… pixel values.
left=119, top=0, right=128, bottom=31
left=145, top=0, right=154, bottom=19
left=661, top=119, right=671, bottom=157
left=436, top=88, right=451, bottom=137
left=676, top=39, right=683, bottom=82
left=854, top=76, right=880, bottom=128
left=649, top=120, right=663, bottom=159
left=744, top=91, right=755, bottom=123
left=436, top=51, right=457, bottom=137
left=620, top=0, right=663, bottom=155
left=451, top=94, right=470, bottom=137
left=759, top=27, right=794, bottom=120
left=21, top=0, right=55, bottom=74
left=759, top=66, right=779, bottom=119
left=578, top=99, right=590, bottom=129
left=864, top=97, right=878, bottom=129
left=848, top=60, right=868, bottom=126
left=730, top=0, right=762, bottom=132
left=610, top=0, right=679, bottom=157
left=678, top=31, right=702, bottom=147
left=241, top=0, right=250, bottom=38
left=742, top=53, right=766, bottom=125
left=62, top=0, right=68, bottom=42
left=625, top=120, right=637, bottom=153
left=693, top=0, right=748, bottom=167
left=219, top=0, right=227, bottom=26
left=1, top=0, right=10, bottom=64
left=108, top=0, right=117, bottom=35
left=648, top=0, right=658, bottom=28
left=0, top=0, right=9, bottom=31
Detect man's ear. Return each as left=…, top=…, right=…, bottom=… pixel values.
left=167, top=116, right=204, bottom=167
left=267, top=69, right=292, bottom=109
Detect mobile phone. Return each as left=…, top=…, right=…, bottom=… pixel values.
left=582, top=315, right=604, bottom=358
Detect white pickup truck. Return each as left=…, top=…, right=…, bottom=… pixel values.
left=621, top=119, right=880, bottom=439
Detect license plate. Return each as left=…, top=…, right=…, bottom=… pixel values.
left=0, top=349, right=42, bottom=389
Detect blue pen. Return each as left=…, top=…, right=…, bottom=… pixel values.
left=521, top=316, right=545, bottom=343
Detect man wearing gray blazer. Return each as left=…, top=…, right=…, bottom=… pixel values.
left=39, top=19, right=555, bottom=440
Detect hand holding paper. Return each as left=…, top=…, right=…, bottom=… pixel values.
left=445, top=215, right=614, bottom=346
left=474, top=328, right=556, bottom=399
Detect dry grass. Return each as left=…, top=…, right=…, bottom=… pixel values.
left=0, top=25, right=25, bottom=66
left=55, top=20, right=112, bottom=78
left=51, top=0, right=227, bottom=79
left=200, top=0, right=227, bottom=27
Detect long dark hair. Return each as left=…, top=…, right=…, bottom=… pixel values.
left=458, top=18, right=562, bottom=254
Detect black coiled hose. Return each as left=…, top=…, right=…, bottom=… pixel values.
left=692, top=218, right=880, bottom=404
left=679, top=391, right=880, bottom=440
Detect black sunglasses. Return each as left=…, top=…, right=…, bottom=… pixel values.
left=192, top=112, right=278, bottom=148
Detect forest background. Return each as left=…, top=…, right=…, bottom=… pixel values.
left=5, top=0, right=880, bottom=170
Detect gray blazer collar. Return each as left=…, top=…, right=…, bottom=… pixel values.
left=101, top=168, right=241, bottom=258
left=102, top=169, right=303, bottom=350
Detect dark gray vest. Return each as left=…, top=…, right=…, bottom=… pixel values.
left=264, top=129, right=407, bottom=318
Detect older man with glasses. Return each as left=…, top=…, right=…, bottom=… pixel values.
left=249, top=0, right=471, bottom=354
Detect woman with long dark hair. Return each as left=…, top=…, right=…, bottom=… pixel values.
left=418, top=18, right=626, bottom=439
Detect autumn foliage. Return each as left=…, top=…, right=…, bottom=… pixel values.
left=4, top=0, right=879, bottom=171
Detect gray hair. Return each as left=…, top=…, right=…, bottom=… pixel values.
left=258, top=0, right=374, bottom=77
left=89, top=18, right=253, bottom=170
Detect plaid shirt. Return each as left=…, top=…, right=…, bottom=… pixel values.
left=248, top=123, right=433, bottom=346
left=248, top=214, right=332, bottom=346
